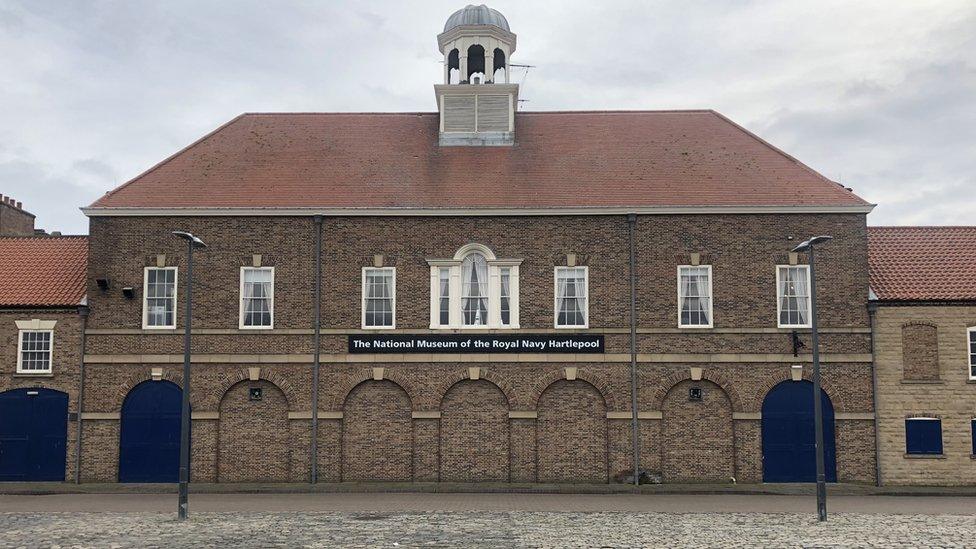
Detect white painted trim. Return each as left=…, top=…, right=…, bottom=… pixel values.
left=238, top=266, right=275, bottom=330
left=452, top=242, right=496, bottom=261
left=677, top=265, right=714, bottom=329
left=429, top=245, right=519, bottom=330
left=361, top=267, right=396, bottom=329
left=775, top=264, right=812, bottom=329
left=967, top=326, right=976, bottom=381
left=554, top=266, right=589, bottom=329
left=16, top=329, right=54, bottom=374
left=142, top=266, right=178, bottom=329
left=82, top=205, right=876, bottom=217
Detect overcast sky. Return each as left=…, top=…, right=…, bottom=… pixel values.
left=1, top=1, right=973, bottom=234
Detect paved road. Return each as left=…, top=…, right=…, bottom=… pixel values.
left=1, top=494, right=974, bottom=548
left=0, top=492, right=973, bottom=514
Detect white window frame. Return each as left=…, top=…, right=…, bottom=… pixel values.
left=427, top=244, right=520, bottom=330
left=239, top=266, right=275, bottom=330
left=362, top=267, right=396, bottom=329
left=677, top=265, right=713, bottom=329
left=554, top=266, right=589, bottom=329
left=16, top=328, right=54, bottom=374
left=968, top=326, right=976, bottom=381
left=142, top=266, right=178, bottom=329
left=776, top=265, right=812, bottom=329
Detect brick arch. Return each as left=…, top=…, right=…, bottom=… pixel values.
left=661, top=379, right=734, bottom=483
left=212, top=368, right=298, bottom=411
left=754, top=372, right=841, bottom=412
left=329, top=368, right=418, bottom=410
left=112, top=370, right=186, bottom=411
left=651, top=369, right=743, bottom=412
left=529, top=368, right=616, bottom=411
left=433, top=368, right=518, bottom=411
left=901, top=321, right=938, bottom=329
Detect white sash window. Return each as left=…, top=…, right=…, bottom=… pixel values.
left=678, top=265, right=712, bottom=328
left=143, top=267, right=177, bottom=329
left=777, top=265, right=811, bottom=328
left=240, top=267, right=274, bottom=329
left=362, top=267, right=396, bottom=329
left=555, top=267, right=588, bottom=328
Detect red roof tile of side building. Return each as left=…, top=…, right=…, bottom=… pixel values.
left=868, top=226, right=976, bottom=302
left=85, top=110, right=871, bottom=212
left=0, top=236, right=88, bottom=307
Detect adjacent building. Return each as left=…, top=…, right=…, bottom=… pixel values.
left=869, top=226, right=976, bottom=485
left=0, top=234, right=88, bottom=481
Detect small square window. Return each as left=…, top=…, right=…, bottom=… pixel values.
left=905, top=418, right=942, bottom=455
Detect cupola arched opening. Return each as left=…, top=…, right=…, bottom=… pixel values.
left=447, top=48, right=460, bottom=85
left=467, top=44, right=486, bottom=83
left=493, top=48, right=507, bottom=83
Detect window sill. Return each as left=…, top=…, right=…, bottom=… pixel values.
left=13, top=372, right=54, bottom=378
left=901, top=379, right=945, bottom=385
left=967, top=380, right=976, bottom=385
left=904, top=453, right=946, bottom=459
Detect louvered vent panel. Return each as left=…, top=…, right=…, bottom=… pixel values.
left=443, top=95, right=476, bottom=132
left=476, top=95, right=510, bottom=131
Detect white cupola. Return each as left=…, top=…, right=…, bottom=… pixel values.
left=435, top=4, right=519, bottom=146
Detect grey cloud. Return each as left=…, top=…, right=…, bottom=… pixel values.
left=1, top=0, right=974, bottom=233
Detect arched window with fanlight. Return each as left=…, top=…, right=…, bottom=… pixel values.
left=428, top=244, right=520, bottom=329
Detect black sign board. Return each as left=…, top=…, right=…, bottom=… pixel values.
left=349, top=333, right=604, bottom=354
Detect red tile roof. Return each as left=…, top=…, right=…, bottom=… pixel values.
left=868, top=227, right=976, bottom=301
left=0, top=237, right=88, bottom=307
left=88, top=110, right=870, bottom=211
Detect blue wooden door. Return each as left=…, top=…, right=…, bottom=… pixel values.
left=761, top=380, right=837, bottom=483
left=0, top=388, right=68, bottom=481
left=119, top=381, right=182, bottom=483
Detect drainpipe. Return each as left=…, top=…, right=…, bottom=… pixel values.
left=627, top=213, right=640, bottom=486
left=867, top=301, right=882, bottom=487
left=310, top=215, right=323, bottom=483
left=74, top=303, right=90, bottom=484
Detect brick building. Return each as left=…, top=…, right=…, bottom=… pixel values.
left=869, top=226, right=976, bottom=485
left=2, top=5, right=880, bottom=485
left=0, top=235, right=88, bottom=481
left=0, top=194, right=37, bottom=237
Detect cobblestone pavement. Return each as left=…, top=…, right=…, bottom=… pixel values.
left=1, top=511, right=974, bottom=548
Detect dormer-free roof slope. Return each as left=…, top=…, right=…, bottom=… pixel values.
left=0, top=236, right=88, bottom=307
left=87, top=110, right=870, bottom=212
left=868, top=226, right=976, bottom=302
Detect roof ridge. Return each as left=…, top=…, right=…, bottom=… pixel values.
left=237, top=109, right=718, bottom=116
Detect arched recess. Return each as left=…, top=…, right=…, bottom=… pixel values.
left=661, top=380, right=734, bottom=483
left=342, top=380, right=413, bottom=481
left=537, top=379, right=608, bottom=483
left=467, top=44, right=486, bottom=82
left=761, top=380, right=837, bottom=483
left=439, top=379, right=510, bottom=482
left=217, top=379, right=290, bottom=482
left=119, top=380, right=183, bottom=483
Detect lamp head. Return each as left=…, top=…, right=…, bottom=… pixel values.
left=791, top=235, right=832, bottom=253
left=172, top=231, right=207, bottom=248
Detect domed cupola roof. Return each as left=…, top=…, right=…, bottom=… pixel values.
left=443, top=4, right=510, bottom=32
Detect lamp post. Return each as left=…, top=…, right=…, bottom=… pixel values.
left=172, top=231, right=206, bottom=521
left=791, top=235, right=832, bottom=522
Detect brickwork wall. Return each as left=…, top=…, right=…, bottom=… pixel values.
left=217, top=380, right=291, bottom=482
left=0, top=201, right=35, bottom=236
left=65, top=212, right=877, bottom=485
left=439, top=380, right=509, bottom=482
left=901, top=323, right=940, bottom=381
left=537, top=380, right=608, bottom=483
left=874, top=305, right=976, bottom=486
left=341, top=380, right=413, bottom=481
left=661, top=380, right=734, bottom=483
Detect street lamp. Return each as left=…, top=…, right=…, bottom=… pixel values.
left=791, top=235, right=832, bottom=522
left=172, top=231, right=206, bottom=521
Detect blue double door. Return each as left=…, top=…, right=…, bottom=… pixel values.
left=761, top=380, right=837, bottom=483
left=0, top=388, right=69, bottom=481
left=119, top=381, right=183, bottom=483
